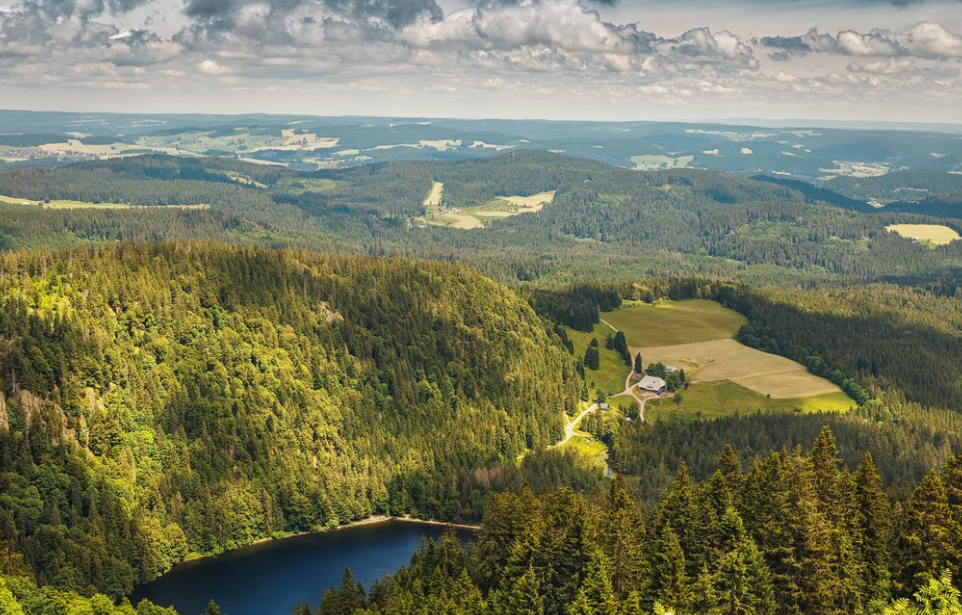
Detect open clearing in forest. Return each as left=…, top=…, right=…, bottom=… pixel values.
left=0, top=194, right=209, bottom=210
left=420, top=189, right=552, bottom=229
left=631, top=154, right=694, bottom=170
left=493, top=191, right=555, bottom=209
left=886, top=224, right=960, bottom=246
left=602, top=299, right=846, bottom=401
left=642, top=338, right=843, bottom=398
left=423, top=181, right=444, bottom=206
left=645, top=380, right=854, bottom=423
left=603, top=299, right=746, bottom=347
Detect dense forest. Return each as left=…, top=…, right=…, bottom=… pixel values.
left=0, top=243, right=581, bottom=600
left=308, top=430, right=962, bottom=615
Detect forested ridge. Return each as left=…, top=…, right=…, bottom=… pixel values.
left=0, top=243, right=580, bottom=601
left=4, top=152, right=962, bottom=287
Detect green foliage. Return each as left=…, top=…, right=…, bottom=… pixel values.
left=0, top=243, right=579, bottom=596
left=312, top=427, right=962, bottom=615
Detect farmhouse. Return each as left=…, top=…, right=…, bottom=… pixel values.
left=638, top=375, right=667, bottom=394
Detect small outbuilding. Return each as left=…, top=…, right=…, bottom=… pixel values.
left=637, top=375, right=667, bottom=394
left=599, top=402, right=610, bottom=411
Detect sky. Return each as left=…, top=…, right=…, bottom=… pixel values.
left=0, top=0, right=961, bottom=123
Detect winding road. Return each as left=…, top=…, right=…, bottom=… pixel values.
left=550, top=403, right=598, bottom=449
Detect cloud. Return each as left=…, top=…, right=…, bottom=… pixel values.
left=757, top=22, right=962, bottom=59
left=670, top=27, right=757, bottom=69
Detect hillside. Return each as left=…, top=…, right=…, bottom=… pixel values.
left=0, top=243, right=579, bottom=597
left=7, top=151, right=962, bottom=288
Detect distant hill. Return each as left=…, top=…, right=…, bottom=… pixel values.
left=2, top=110, right=961, bottom=177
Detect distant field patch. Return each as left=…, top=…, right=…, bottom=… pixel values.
left=0, top=194, right=209, bottom=210
left=423, top=181, right=444, bottom=206
left=471, top=141, right=514, bottom=151
left=631, top=155, right=694, bottom=171
left=437, top=213, right=483, bottom=229
left=0, top=194, right=36, bottom=206
left=420, top=189, right=552, bottom=229
left=886, top=224, right=960, bottom=246
left=419, top=139, right=461, bottom=151
left=603, top=300, right=747, bottom=347
left=642, top=338, right=842, bottom=399
left=494, top=191, right=555, bottom=209
left=645, top=381, right=853, bottom=424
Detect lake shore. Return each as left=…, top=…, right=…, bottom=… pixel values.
left=175, top=514, right=480, bottom=567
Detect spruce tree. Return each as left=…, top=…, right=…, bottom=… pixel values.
left=567, top=550, right=616, bottom=615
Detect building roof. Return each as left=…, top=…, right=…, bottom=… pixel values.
left=638, top=375, right=667, bottom=391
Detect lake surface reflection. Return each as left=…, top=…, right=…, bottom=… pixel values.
left=129, top=520, right=474, bottom=615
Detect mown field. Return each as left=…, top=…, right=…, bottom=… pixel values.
left=645, top=380, right=855, bottom=423
left=885, top=223, right=960, bottom=246
left=603, top=298, right=847, bottom=402
left=603, top=299, right=746, bottom=347
left=0, top=193, right=209, bottom=210
left=421, top=188, right=554, bottom=229
left=643, top=338, right=843, bottom=398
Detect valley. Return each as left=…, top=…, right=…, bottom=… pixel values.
left=3, top=114, right=962, bottom=615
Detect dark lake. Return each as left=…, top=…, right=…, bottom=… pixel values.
left=128, top=520, right=475, bottom=615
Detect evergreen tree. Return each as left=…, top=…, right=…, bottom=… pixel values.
left=649, top=523, right=689, bottom=610
left=567, top=550, right=616, bottom=615
left=855, top=452, right=893, bottom=601
left=492, top=564, right=545, bottom=615
left=318, top=568, right=366, bottom=615
left=584, top=346, right=600, bottom=371
left=901, top=471, right=956, bottom=590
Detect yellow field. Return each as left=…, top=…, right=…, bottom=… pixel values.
left=423, top=181, right=444, bottom=206
left=642, top=338, right=842, bottom=399
left=602, top=299, right=846, bottom=401
left=886, top=224, right=960, bottom=246
left=494, top=191, right=555, bottom=208
left=436, top=213, right=483, bottom=229
left=630, top=155, right=694, bottom=170
left=420, top=189, right=551, bottom=229
left=0, top=194, right=37, bottom=206
left=419, top=140, right=461, bottom=151
left=0, top=194, right=209, bottom=210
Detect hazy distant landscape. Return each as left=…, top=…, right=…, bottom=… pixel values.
left=4, top=110, right=962, bottom=182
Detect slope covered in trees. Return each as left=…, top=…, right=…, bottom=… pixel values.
left=312, top=429, right=962, bottom=615
left=0, top=243, right=580, bottom=598
left=7, top=152, right=962, bottom=287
